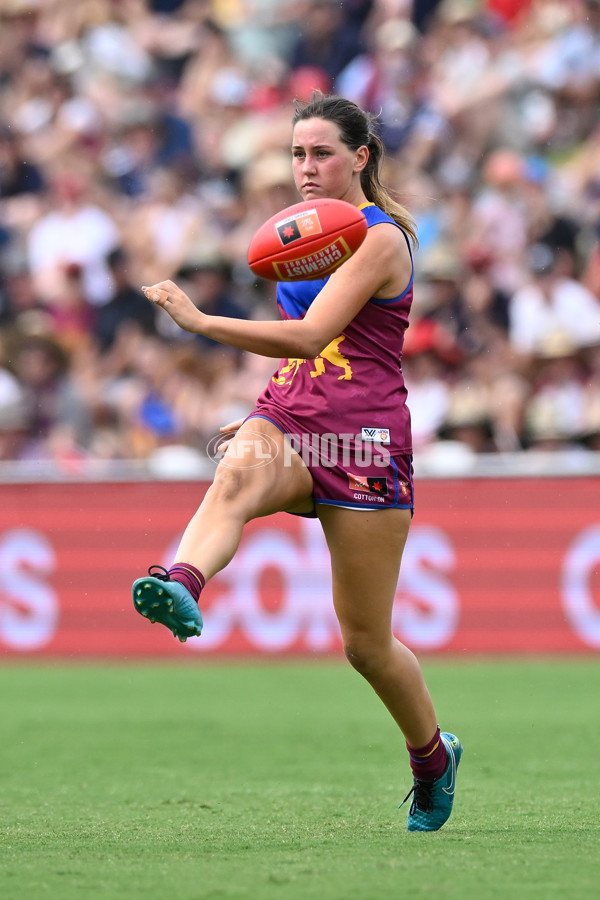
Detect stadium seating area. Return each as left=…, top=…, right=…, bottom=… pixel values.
left=1, top=0, right=600, bottom=473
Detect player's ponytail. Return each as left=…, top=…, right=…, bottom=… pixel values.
left=362, top=131, right=418, bottom=247
left=292, top=92, right=418, bottom=248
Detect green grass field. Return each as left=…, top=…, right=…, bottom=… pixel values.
left=1, top=659, right=599, bottom=900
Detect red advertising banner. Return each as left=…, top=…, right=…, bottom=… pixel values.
left=0, top=477, right=599, bottom=657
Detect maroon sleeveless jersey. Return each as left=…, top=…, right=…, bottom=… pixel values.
left=252, top=203, right=413, bottom=457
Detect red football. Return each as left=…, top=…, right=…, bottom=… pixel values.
left=247, top=198, right=368, bottom=281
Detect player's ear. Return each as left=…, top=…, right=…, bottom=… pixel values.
left=353, top=145, right=369, bottom=174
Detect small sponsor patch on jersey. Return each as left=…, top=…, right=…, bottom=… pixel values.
left=361, top=427, right=391, bottom=444
left=348, top=473, right=389, bottom=496
left=276, top=209, right=322, bottom=245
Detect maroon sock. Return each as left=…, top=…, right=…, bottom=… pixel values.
left=406, top=727, right=448, bottom=782
left=167, top=563, right=205, bottom=604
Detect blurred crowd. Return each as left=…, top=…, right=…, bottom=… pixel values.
left=2, top=0, right=600, bottom=475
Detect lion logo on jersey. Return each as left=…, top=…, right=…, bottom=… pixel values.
left=273, top=335, right=353, bottom=386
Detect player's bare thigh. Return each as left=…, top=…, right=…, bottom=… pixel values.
left=317, top=505, right=412, bottom=629
left=215, top=416, right=314, bottom=518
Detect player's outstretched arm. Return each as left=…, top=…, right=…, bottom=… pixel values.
left=142, top=224, right=402, bottom=359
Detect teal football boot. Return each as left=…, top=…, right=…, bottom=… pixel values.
left=132, top=566, right=203, bottom=642
left=401, top=732, right=463, bottom=832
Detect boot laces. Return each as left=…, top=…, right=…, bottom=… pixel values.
left=399, top=779, right=434, bottom=814
left=148, top=565, right=170, bottom=582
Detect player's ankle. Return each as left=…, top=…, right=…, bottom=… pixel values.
left=168, top=563, right=205, bottom=603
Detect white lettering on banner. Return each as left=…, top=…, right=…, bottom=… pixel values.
left=394, top=526, right=458, bottom=650
left=561, top=524, right=600, bottom=648
left=181, top=520, right=457, bottom=654
left=0, top=528, right=58, bottom=650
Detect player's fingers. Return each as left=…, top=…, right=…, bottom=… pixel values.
left=141, top=285, right=169, bottom=304
left=219, top=417, right=245, bottom=434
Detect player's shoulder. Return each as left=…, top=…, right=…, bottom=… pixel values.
left=361, top=204, right=397, bottom=228
left=361, top=206, right=410, bottom=259
left=357, top=205, right=412, bottom=294
left=362, top=204, right=408, bottom=246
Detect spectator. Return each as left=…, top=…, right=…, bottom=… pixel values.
left=26, top=169, right=120, bottom=307
left=175, top=257, right=250, bottom=354
left=288, top=0, right=366, bottom=83
left=508, top=242, right=600, bottom=357
left=416, top=243, right=471, bottom=351
left=336, top=18, right=449, bottom=164
left=522, top=334, right=588, bottom=450
left=402, top=320, right=454, bottom=450
left=9, top=332, right=93, bottom=460
left=121, top=166, right=204, bottom=283
left=46, top=262, right=97, bottom=355
left=0, top=124, right=44, bottom=198
left=462, top=149, right=530, bottom=294
left=94, top=247, right=158, bottom=352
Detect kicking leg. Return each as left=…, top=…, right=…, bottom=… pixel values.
left=133, top=417, right=313, bottom=639
left=175, top=417, right=314, bottom=579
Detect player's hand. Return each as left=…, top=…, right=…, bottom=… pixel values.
left=142, top=280, right=206, bottom=334
left=216, top=417, right=245, bottom=454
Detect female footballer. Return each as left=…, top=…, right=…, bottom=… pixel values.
left=133, top=92, right=462, bottom=832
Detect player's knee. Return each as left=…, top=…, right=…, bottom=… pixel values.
left=342, top=633, right=384, bottom=678
left=208, top=460, right=274, bottom=516
left=208, top=464, right=245, bottom=505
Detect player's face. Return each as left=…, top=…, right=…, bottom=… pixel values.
left=291, top=118, right=365, bottom=204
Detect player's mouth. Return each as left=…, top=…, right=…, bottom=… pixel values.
left=302, top=183, right=319, bottom=194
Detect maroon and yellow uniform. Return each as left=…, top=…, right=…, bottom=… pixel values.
left=248, top=203, right=414, bottom=514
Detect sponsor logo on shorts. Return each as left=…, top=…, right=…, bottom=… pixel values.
left=348, top=473, right=389, bottom=496
left=361, top=427, right=390, bottom=444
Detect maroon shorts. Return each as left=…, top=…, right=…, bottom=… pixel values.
left=246, top=411, right=414, bottom=517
